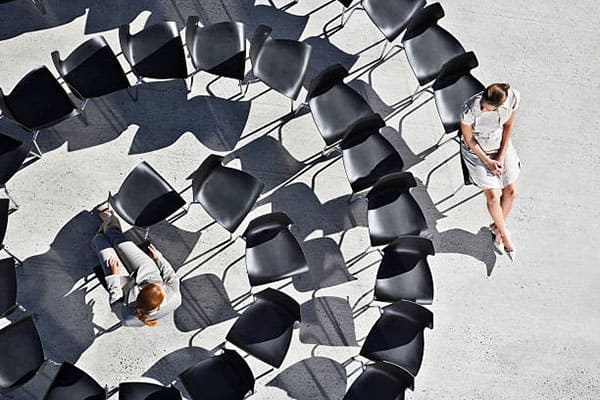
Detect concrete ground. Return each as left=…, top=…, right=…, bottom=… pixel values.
left=1, top=0, right=599, bottom=399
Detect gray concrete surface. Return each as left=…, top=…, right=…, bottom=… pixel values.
left=0, top=0, right=599, bottom=399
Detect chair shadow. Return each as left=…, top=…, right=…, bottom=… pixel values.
left=301, top=35, right=360, bottom=90
left=267, top=357, right=347, bottom=400
left=34, top=80, right=251, bottom=154
left=139, top=220, right=202, bottom=271
left=293, top=237, right=354, bottom=292
left=299, top=296, right=358, bottom=347
left=173, top=273, right=238, bottom=332
left=11, top=211, right=99, bottom=363
left=142, top=346, right=212, bottom=384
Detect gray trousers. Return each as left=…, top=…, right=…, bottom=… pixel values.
left=92, top=228, right=153, bottom=276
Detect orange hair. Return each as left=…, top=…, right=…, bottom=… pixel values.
left=133, top=283, right=165, bottom=327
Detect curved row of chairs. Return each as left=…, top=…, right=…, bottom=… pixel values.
left=0, top=0, right=493, bottom=398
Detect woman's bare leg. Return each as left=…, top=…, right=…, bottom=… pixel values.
left=484, top=188, right=514, bottom=251
left=500, top=183, right=517, bottom=220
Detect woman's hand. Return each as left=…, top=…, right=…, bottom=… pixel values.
left=108, top=257, right=121, bottom=275
left=148, top=243, right=161, bottom=261
left=485, top=157, right=503, bottom=176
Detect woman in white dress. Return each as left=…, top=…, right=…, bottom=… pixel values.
left=460, top=83, right=520, bottom=260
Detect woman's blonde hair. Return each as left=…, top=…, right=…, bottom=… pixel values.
left=134, top=283, right=164, bottom=327
left=482, top=83, right=510, bottom=107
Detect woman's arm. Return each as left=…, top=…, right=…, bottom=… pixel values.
left=460, top=122, right=502, bottom=175
left=495, top=111, right=516, bottom=166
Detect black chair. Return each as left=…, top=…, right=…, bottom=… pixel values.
left=0, top=315, right=45, bottom=394
left=335, top=0, right=425, bottom=58
left=52, top=36, right=131, bottom=111
left=402, top=3, right=465, bottom=89
left=226, top=288, right=300, bottom=368
left=189, top=155, right=264, bottom=234
left=339, top=114, right=404, bottom=195
left=343, top=361, right=414, bottom=400
left=242, top=212, right=309, bottom=286
left=366, top=172, right=428, bottom=246
left=0, top=199, right=21, bottom=263
left=119, top=381, right=182, bottom=400
left=109, top=161, right=186, bottom=238
left=359, top=300, right=433, bottom=376
left=179, top=349, right=254, bottom=400
left=0, top=257, right=20, bottom=318
left=374, top=236, right=434, bottom=304
left=43, top=362, right=106, bottom=400
left=0, top=0, right=45, bottom=13
left=306, top=64, right=374, bottom=149
left=0, top=132, right=31, bottom=208
left=119, top=21, right=188, bottom=85
left=186, top=18, right=246, bottom=93
left=0, top=66, right=82, bottom=157
left=249, top=24, right=312, bottom=107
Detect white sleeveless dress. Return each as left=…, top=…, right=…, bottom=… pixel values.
left=460, top=88, right=521, bottom=189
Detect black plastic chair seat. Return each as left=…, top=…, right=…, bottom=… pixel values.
left=402, top=3, right=465, bottom=86
left=191, top=155, right=264, bottom=233
left=433, top=51, right=485, bottom=133
left=179, top=349, right=254, bottom=400
left=250, top=25, right=312, bottom=100
left=362, top=0, right=426, bottom=42
left=109, top=161, right=185, bottom=228
left=367, top=172, right=428, bottom=246
left=52, top=36, right=130, bottom=100
left=375, top=236, right=434, bottom=304
left=307, top=64, right=374, bottom=146
left=0, top=133, right=30, bottom=186
left=0, top=257, right=17, bottom=318
left=43, top=362, right=105, bottom=400
left=120, top=22, right=188, bottom=80
left=340, top=114, right=404, bottom=193
left=242, top=212, right=309, bottom=286
left=186, top=18, right=246, bottom=80
left=0, top=316, right=45, bottom=394
left=360, top=300, right=433, bottom=376
left=343, top=361, right=414, bottom=400
left=0, top=66, right=78, bottom=131
left=119, top=382, right=182, bottom=400
left=226, top=288, right=300, bottom=367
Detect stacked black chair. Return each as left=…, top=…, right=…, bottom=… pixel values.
left=374, top=236, right=434, bottom=304
left=52, top=36, right=131, bottom=111
left=306, top=64, right=374, bottom=150
left=366, top=172, right=428, bottom=246
left=359, top=300, right=433, bottom=376
left=0, top=0, right=45, bottom=13
left=226, top=288, right=300, bottom=368
left=43, top=362, right=106, bottom=400
left=241, top=212, right=309, bottom=286
left=119, top=382, right=182, bottom=400
left=119, top=21, right=188, bottom=87
left=189, top=155, right=264, bottom=234
left=0, top=66, right=82, bottom=157
left=249, top=24, right=312, bottom=109
left=0, top=315, right=45, bottom=394
left=179, top=349, right=254, bottom=400
left=186, top=17, right=246, bottom=93
left=0, top=132, right=31, bottom=208
left=0, top=199, right=21, bottom=262
left=0, top=257, right=19, bottom=318
left=339, top=114, right=404, bottom=195
left=343, top=361, right=414, bottom=400
left=402, top=3, right=465, bottom=90
left=109, top=161, right=186, bottom=238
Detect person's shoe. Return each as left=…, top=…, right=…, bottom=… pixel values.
left=502, top=230, right=516, bottom=262
left=489, top=225, right=504, bottom=254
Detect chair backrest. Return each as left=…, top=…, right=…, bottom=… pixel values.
left=249, top=24, right=273, bottom=66
left=306, top=63, right=349, bottom=99
left=367, top=172, right=417, bottom=200
left=242, top=212, right=293, bottom=242
left=402, top=2, right=445, bottom=41
left=43, top=362, right=106, bottom=400
left=384, top=235, right=435, bottom=257
left=190, top=154, right=225, bottom=196
left=0, top=257, right=17, bottom=317
left=0, top=132, right=31, bottom=186
left=0, top=198, right=9, bottom=246
left=339, top=113, right=386, bottom=150
left=0, top=315, right=45, bottom=394
left=0, top=66, right=76, bottom=131
left=343, top=361, right=414, bottom=400
left=119, top=381, right=182, bottom=400
left=255, top=287, right=301, bottom=322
